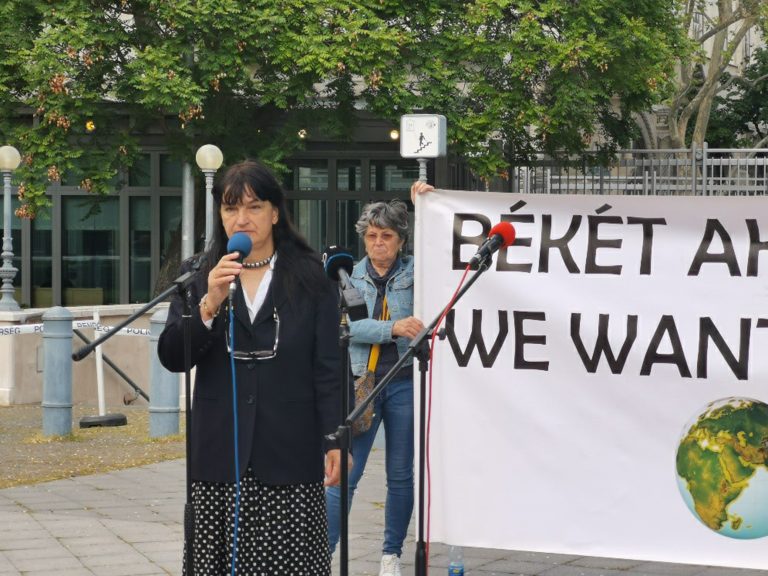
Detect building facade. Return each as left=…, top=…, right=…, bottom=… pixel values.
left=3, top=117, right=460, bottom=308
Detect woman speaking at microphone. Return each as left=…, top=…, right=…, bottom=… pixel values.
left=326, top=181, right=432, bottom=576
left=158, top=160, right=344, bottom=576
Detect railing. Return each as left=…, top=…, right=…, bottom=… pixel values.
left=508, top=143, right=768, bottom=196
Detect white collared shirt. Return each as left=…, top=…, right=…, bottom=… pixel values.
left=203, top=253, right=277, bottom=328
left=244, top=253, right=276, bottom=323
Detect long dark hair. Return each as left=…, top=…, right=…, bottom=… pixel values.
left=203, top=160, right=325, bottom=299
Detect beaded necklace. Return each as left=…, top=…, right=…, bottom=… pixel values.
left=242, top=253, right=274, bottom=269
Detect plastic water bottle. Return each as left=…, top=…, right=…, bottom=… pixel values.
left=448, top=545, right=464, bottom=575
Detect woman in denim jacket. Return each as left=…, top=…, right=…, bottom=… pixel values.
left=325, top=195, right=428, bottom=576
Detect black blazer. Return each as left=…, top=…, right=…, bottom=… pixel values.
left=158, top=256, right=342, bottom=485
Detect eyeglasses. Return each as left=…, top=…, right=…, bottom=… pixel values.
left=364, top=230, right=399, bottom=244
left=225, top=307, right=280, bottom=361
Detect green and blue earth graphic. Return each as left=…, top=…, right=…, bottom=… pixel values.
left=676, top=397, right=768, bottom=539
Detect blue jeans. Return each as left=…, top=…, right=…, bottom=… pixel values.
left=326, top=374, right=415, bottom=557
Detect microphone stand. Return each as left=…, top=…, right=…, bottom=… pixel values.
left=328, top=254, right=495, bottom=576
left=336, top=305, right=352, bottom=576
left=72, top=269, right=199, bottom=576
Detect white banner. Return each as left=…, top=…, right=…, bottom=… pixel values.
left=414, top=190, right=768, bottom=569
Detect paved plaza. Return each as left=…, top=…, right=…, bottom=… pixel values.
left=0, top=448, right=767, bottom=576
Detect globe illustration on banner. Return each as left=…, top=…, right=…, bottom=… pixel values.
left=676, top=397, right=768, bottom=539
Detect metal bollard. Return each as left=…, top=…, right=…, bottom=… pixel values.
left=149, top=308, right=179, bottom=438
left=42, top=306, right=73, bottom=436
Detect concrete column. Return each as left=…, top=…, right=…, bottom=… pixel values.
left=181, top=162, right=195, bottom=260
left=42, top=306, right=72, bottom=436
left=149, top=308, right=179, bottom=438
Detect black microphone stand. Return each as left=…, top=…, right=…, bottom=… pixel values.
left=329, top=253, right=495, bottom=576
left=335, top=304, right=352, bottom=576
left=72, top=269, right=199, bottom=576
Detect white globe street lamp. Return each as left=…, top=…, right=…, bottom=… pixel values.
left=0, top=145, right=21, bottom=311
left=195, top=144, right=224, bottom=250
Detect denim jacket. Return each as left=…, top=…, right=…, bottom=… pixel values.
left=348, top=255, right=415, bottom=376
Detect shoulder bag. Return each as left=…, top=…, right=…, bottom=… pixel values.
left=352, top=297, right=389, bottom=436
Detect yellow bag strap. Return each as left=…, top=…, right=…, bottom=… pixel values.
left=367, top=297, right=389, bottom=371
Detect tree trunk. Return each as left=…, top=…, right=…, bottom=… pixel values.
left=691, top=1, right=729, bottom=146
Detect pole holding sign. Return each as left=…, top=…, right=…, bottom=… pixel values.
left=398, top=112, right=447, bottom=575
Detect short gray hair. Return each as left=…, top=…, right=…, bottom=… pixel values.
left=355, top=199, right=409, bottom=243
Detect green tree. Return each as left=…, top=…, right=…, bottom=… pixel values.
left=664, top=0, right=767, bottom=149
left=0, top=0, right=682, bottom=217
left=706, top=45, right=768, bottom=148
left=405, top=0, right=683, bottom=173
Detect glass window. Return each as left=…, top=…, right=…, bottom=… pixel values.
left=297, top=161, right=328, bottom=192
left=159, top=154, right=182, bottom=187
left=62, top=197, right=119, bottom=305
left=31, top=211, right=53, bottom=308
left=337, top=161, right=361, bottom=192
left=370, top=160, right=419, bottom=192
left=128, top=153, right=151, bottom=187
left=281, top=167, right=294, bottom=191
left=160, top=197, right=182, bottom=267
left=336, top=200, right=362, bottom=259
left=61, top=163, right=121, bottom=189
left=60, top=154, right=125, bottom=190
left=287, top=199, right=326, bottom=253
left=130, top=197, right=151, bottom=303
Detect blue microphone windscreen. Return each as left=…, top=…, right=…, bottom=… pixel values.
left=226, top=232, right=252, bottom=259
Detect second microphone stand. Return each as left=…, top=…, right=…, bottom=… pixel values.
left=72, top=268, right=200, bottom=576
left=330, top=254, right=495, bottom=576
left=336, top=308, right=352, bottom=576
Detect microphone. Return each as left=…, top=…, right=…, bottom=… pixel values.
left=469, top=221, right=516, bottom=267
left=226, top=232, right=252, bottom=299
left=322, top=246, right=368, bottom=321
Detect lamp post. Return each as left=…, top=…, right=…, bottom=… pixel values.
left=0, top=145, right=21, bottom=311
left=195, top=144, right=224, bottom=250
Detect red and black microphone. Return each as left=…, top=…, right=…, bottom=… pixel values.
left=469, top=221, right=516, bottom=267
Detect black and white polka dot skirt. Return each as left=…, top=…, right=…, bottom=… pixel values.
left=184, top=469, right=331, bottom=576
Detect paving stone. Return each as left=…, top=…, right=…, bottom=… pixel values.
left=21, top=570, right=93, bottom=576
left=2, top=449, right=768, bottom=576
left=9, top=556, right=82, bottom=572
left=79, top=552, right=149, bottom=568
left=63, top=543, right=134, bottom=558
left=0, top=537, right=61, bottom=552
left=0, top=555, right=18, bottom=574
